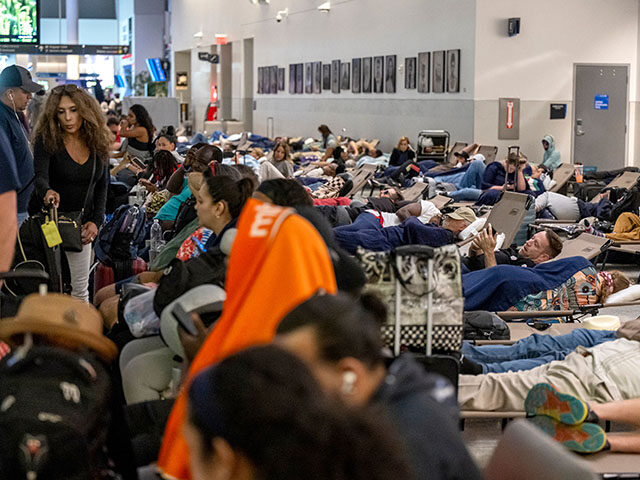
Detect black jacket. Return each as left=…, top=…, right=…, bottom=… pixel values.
left=462, top=246, right=535, bottom=271
left=389, top=148, right=416, bottom=167
left=372, top=355, right=482, bottom=480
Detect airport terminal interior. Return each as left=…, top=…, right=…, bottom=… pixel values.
left=2, top=0, right=640, bottom=478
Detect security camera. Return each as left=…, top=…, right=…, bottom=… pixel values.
left=317, top=1, right=330, bottom=12
left=276, top=8, right=288, bottom=22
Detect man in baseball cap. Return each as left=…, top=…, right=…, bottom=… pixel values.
left=0, top=65, right=42, bottom=226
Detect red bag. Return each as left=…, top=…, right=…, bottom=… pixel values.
left=93, top=258, right=147, bottom=297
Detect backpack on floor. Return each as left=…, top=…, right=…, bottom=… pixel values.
left=94, top=204, right=147, bottom=268
left=608, top=186, right=640, bottom=223
left=463, top=311, right=511, bottom=341
left=0, top=345, right=112, bottom=479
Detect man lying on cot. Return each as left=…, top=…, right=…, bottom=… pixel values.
left=463, top=256, right=629, bottom=312
left=333, top=205, right=476, bottom=254
left=462, top=226, right=563, bottom=271
left=458, top=315, right=640, bottom=416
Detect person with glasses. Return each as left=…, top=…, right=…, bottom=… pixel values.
left=0, top=64, right=43, bottom=226
left=32, top=83, right=112, bottom=302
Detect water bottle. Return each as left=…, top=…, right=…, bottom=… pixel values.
left=149, top=219, right=162, bottom=263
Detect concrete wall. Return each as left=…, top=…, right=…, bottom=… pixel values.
left=170, top=0, right=476, bottom=150
left=474, top=0, right=639, bottom=166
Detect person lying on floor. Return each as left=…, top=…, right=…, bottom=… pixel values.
left=458, top=315, right=640, bottom=413
left=462, top=227, right=563, bottom=271
left=334, top=206, right=476, bottom=254
left=526, top=383, right=640, bottom=454
left=463, top=255, right=629, bottom=312
left=535, top=190, right=613, bottom=221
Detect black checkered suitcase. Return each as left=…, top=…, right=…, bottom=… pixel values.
left=356, top=244, right=464, bottom=356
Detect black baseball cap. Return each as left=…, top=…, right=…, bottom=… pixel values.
left=0, top=65, right=42, bottom=93
left=454, top=151, right=469, bottom=160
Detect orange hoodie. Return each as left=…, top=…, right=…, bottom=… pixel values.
left=157, top=198, right=337, bottom=479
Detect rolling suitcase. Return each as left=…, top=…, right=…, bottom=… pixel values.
left=357, top=244, right=464, bottom=356
left=93, top=258, right=147, bottom=297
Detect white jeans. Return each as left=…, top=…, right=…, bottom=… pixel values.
left=65, top=243, right=92, bottom=302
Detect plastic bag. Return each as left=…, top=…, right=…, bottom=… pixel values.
left=123, top=288, right=160, bottom=337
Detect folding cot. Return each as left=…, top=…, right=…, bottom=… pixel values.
left=482, top=191, right=532, bottom=247
left=446, top=141, right=468, bottom=164
left=399, top=181, right=429, bottom=203
left=476, top=144, right=498, bottom=164
left=430, top=194, right=453, bottom=211
left=549, top=163, right=575, bottom=193
left=343, top=163, right=377, bottom=198
left=590, top=170, right=640, bottom=201
left=550, top=232, right=611, bottom=262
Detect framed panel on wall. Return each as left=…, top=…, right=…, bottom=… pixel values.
left=270, top=66, right=278, bottom=94
left=258, top=67, right=263, bottom=94
left=322, top=64, right=331, bottom=90
left=289, top=65, right=296, bottom=94
left=362, top=57, right=372, bottom=93
left=262, top=67, right=270, bottom=94
left=417, top=52, right=430, bottom=93
left=340, top=62, right=350, bottom=91
left=295, top=63, right=304, bottom=94
left=446, top=49, right=460, bottom=93
left=373, top=56, right=384, bottom=93
left=405, top=57, right=416, bottom=90
left=432, top=50, right=445, bottom=93
left=313, top=61, right=322, bottom=94
left=305, top=62, right=313, bottom=94
left=385, top=55, right=396, bottom=93
left=331, top=60, right=340, bottom=93
left=278, top=68, right=285, bottom=91
left=352, top=58, right=361, bottom=93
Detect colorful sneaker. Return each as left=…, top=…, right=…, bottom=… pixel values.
left=525, top=383, right=588, bottom=425
left=528, top=415, right=608, bottom=454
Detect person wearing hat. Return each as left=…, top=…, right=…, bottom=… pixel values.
left=0, top=64, right=42, bottom=226
left=334, top=204, right=476, bottom=254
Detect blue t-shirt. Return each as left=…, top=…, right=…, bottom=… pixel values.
left=481, top=162, right=532, bottom=190
left=0, top=129, right=19, bottom=195
left=155, top=178, right=192, bottom=221
left=0, top=102, right=33, bottom=212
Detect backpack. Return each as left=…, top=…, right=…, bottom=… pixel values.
left=153, top=249, right=227, bottom=317
left=463, top=311, right=511, bottom=341
left=94, top=204, right=147, bottom=269
left=0, top=345, right=112, bottom=479
left=608, top=186, right=640, bottom=223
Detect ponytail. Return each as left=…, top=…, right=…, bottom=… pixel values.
left=202, top=174, right=254, bottom=219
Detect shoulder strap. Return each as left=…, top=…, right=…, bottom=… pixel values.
left=80, top=153, right=97, bottom=214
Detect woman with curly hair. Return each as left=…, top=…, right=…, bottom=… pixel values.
left=32, top=84, right=112, bottom=301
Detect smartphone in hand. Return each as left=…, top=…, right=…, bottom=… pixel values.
left=172, top=303, right=198, bottom=336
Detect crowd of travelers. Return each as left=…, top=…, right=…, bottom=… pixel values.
left=1, top=62, right=640, bottom=479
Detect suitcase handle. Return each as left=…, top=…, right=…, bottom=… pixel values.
left=0, top=270, right=50, bottom=282
left=394, top=245, right=435, bottom=258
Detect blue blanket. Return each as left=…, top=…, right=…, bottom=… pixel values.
left=462, top=256, right=593, bottom=311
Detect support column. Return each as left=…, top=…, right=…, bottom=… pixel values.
left=66, top=0, right=79, bottom=80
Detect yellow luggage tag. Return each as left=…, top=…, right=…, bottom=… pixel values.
left=41, top=218, right=63, bottom=248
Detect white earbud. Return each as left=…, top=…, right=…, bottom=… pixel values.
left=341, top=371, right=357, bottom=395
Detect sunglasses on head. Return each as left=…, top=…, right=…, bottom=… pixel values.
left=52, top=84, right=80, bottom=94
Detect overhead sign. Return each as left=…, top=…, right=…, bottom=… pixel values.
left=594, top=94, right=609, bottom=110
left=198, top=52, right=219, bottom=64
left=0, top=44, right=130, bottom=55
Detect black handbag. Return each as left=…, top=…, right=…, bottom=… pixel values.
left=58, top=155, right=97, bottom=252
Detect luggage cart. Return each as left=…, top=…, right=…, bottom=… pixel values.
left=416, top=130, right=450, bottom=163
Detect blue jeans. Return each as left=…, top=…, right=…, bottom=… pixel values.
left=17, top=211, right=28, bottom=227
left=448, top=188, right=482, bottom=201
left=461, top=329, right=617, bottom=374
left=436, top=160, right=486, bottom=189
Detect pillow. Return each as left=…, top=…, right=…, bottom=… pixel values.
left=458, top=217, right=487, bottom=241
left=605, top=284, right=640, bottom=304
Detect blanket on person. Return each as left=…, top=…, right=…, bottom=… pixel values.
left=462, top=256, right=593, bottom=311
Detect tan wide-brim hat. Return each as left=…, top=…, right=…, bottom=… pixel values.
left=0, top=293, right=117, bottom=362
